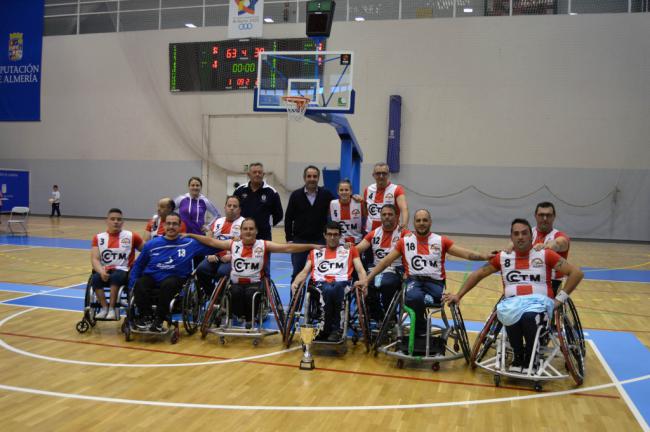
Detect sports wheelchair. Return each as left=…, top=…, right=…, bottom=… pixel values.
left=76, top=272, right=129, bottom=333
left=284, top=280, right=371, bottom=354
left=372, top=283, right=471, bottom=371
left=470, top=297, right=585, bottom=391
left=200, top=276, right=286, bottom=346
left=120, top=276, right=204, bottom=344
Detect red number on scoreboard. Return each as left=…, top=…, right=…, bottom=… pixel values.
left=212, top=46, right=219, bottom=55
left=254, top=47, right=265, bottom=58
left=226, top=48, right=237, bottom=59
left=212, top=60, right=218, bottom=69
left=237, top=78, right=245, bottom=86
left=241, top=49, right=248, bottom=57
left=227, top=78, right=232, bottom=86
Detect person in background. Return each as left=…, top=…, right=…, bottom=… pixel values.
left=174, top=177, right=220, bottom=235
left=50, top=185, right=61, bottom=217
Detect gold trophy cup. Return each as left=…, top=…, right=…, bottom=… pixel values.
left=299, top=324, right=319, bottom=370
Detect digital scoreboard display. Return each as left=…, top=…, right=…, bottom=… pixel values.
left=169, top=38, right=323, bottom=92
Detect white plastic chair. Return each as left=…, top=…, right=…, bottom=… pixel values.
left=7, top=206, right=29, bottom=235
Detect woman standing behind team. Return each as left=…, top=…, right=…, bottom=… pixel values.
left=329, top=179, right=363, bottom=245
left=174, top=177, right=221, bottom=235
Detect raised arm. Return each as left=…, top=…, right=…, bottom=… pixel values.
left=355, top=238, right=371, bottom=254
left=184, top=233, right=232, bottom=250
left=358, top=248, right=402, bottom=289
left=447, top=244, right=495, bottom=261
left=266, top=241, right=320, bottom=254
left=534, top=236, right=570, bottom=253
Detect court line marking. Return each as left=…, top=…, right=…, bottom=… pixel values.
left=589, top=339, right=650, bottom=431
left=0, top=374, right=648, bottom=412
left=0, top=308, right=299, bottom=368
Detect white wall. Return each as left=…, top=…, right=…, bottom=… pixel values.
left=0, top=14, right=648, bottom=238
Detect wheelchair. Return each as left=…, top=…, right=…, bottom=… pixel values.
left=179, top=272, right=211, bottom=336
left=284, top=280, right=371, bottom=355
left=75, top=272, right=128, bottom=333
left=200, top=276, right=286, bottom=346
left=372, top=282, right=471, bottom=371
left=470, top=297, right=585, bottom=391
left=120, top=282, right=190, bottom=344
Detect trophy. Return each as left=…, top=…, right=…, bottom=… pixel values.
left=299, top=324, right=319, bottom=370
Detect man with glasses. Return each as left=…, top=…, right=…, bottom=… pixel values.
left=128, top=212, right=218, bottom=332
left=363, top=162, right=409, bottom=232
left=292, top=222, right=367, bottom=341
left=531, top=202, right=570, bottom=294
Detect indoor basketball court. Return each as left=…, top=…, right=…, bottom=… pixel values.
left=1, top=0, right=649, bottom=431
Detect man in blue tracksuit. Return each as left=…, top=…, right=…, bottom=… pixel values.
left=128, top=212, right=217, bottom=331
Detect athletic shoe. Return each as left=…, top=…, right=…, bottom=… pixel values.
left=135, top=317, right=151, bottom=330
left=106, top=308, right=116, bottom=320
left=96, top=307, right=108, bottom=319
left=150, top=320, right=164, bottom=332
left=509, top=355, right=525, bottom=373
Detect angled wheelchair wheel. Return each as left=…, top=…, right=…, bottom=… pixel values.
left=470, top=309, right=502, bottom=370
left=449, top=303, right=471, bottom=364
left=353, top=287, right=371, bottom=352
left=565, top=297, right=586, bottom=357
left=265, top=278, right=286, bottom=336
left=371, top=285, right=403, bottom=354
left=181, top=278, right=202, bottom=335
left=83, top=275, right=98, bottom=327
left=555, top=305, right=585, bottom=386
left=200, top=277, right=228, bottom=338
left=283, top=282, right=306, bottom=348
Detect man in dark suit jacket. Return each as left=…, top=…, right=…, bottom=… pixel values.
left=285, top=165, right=334, bottom=282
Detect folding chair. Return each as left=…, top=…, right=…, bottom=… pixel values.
left=7, top=206, right=29, bottom=235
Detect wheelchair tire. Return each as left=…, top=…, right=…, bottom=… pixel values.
left=565, top=297, right=586, bottom=357
left=470, top=309, right=502, bottom=370
left=76, top=319, right=90, bottom=333
left=283, top=283, right=306, bottom=348
left=265, top=279, right=286, bottom=336
left=555, top=305, right=585, bottom=386
left=200, top=277, right=228, bottom=338
left=354, top=287, right=371, bottom=353
left=181, top=278, right=201, bottom=335
left=124, top=325, right=132, bottom=342
left=371, top=285, right=403, bottom=354
left=449, top=303, right=472, bottom=364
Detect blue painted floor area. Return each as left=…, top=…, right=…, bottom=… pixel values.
left=0, top=235, right=91, bottom=249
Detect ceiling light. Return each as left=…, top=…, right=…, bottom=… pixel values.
left=185, top=23, right=197, bottom=28
left=463, top=7, right=473, bottom=12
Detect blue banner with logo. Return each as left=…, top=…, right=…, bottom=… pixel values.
left=0, top=169, right=30, bottom=211
left=0, top=0, right=44, bottom=121
left=387, top=95, right=401, bottom=173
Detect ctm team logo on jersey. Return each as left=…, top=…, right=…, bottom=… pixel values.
left=9, top=32, right=23, bottom=61
left=234, top=0, right=258, bottom=15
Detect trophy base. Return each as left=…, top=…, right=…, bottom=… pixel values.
left=299, top=358, right=315, bottom=370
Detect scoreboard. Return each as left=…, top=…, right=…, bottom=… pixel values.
left=169, top=38, right=323, bottom=92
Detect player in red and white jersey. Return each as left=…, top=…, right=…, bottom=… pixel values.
left=187, top=218, right=319, bottom=325
left=363, top=162, right=409, bottom=232
left=330, top=179, right=363, bottom=245
left=356, top=204, right=410, bottom=321
left=143, top=197, right=187, bottom=241
left=358, top=209, right=492, bottom=336
left=445, top=218, right=583, bottom=372
left=195, top=196, right=246, bottom=294
left=531, top=201, right=570, bottom=292
left=91, top=208, right=144, bottom=320
left=292, top=221, right=367, bottom=341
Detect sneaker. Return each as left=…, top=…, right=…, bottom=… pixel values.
left=509, top=355, right=525, bottom=373
left=96, top=307, right=108, bottom=319
left=135, top=317, right=151, bottom=330
left=245, top=321, right=253, bottom=330
left=150, top=320, right=164, bottom=332
left=106, top=308, right=116, bottom=320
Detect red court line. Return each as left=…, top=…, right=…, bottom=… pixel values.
left=0, top=331, right=618, bottom=400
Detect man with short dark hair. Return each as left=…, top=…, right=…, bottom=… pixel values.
left=532, top=202, right=570, bottom=294
left=233, top=162, right=283, bottom=241
left=445, top=218, right=583, bottom=372
left=285, top=165, right=335, bottom=281
left=292, top=221, right=367, bottom=341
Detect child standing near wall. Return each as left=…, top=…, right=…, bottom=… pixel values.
left=50, top=185, right=61, bottom=217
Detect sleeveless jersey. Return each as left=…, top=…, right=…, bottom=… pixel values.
left=310, top=245, right=358, bottom=283
left=330, top=199, right=363, bottom=244
left=366, top=226, right=409, bottom=269
left=364, top=182, right=403, bottom=232
left=532, top=227, right=569, bottom=279
left=490, top=249, right=560, bottom=299
left=94, top=230, right=138, bottom=271
left=230, top=239, right=266, bottom=284
left=210, top=216, right=245, bottom=240
left=398, top=233, right=452, bottom=280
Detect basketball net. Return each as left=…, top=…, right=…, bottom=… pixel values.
left=282, top=96, right=311, bottom=122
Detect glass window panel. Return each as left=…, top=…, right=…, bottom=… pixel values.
left=571, top=0, right=628, bottom=13
left=403, top=0, right=455, bottom=18
left=162, top=0, right=203, bottom=7
left=119, top=10, right=160, bottom=31
left=264, top=2, right=299, bottom=23
left=455, top=0, right=487, bottom=16
left=161, top=7, right=203, bottom=29
left=513, top=0, right=558, bottom=14
left=121, top=0, right=160, bottom=11
left=348, top=0, right=399, bottom=20
left=80, top=2, right=118, bottom=13
left=45, top=4, right=78, bottom=15
left=205, top=5, right=229, bottom=26
left=44, top=16, right=77, bottom=36
left=79, top=12, right=117, bottom=33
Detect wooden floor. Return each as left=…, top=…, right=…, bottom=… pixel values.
left=1, top=216, right=649, bottom=431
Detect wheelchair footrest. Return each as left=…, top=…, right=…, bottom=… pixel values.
left=400, top=336, right=446, bottom=356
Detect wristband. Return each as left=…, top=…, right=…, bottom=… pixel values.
left=555, top=291, right=569, bottom=303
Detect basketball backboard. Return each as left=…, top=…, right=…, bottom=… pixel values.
left=253, top=50, right=355, bottom=114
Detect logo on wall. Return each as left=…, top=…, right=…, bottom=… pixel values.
left=9, top=32, right=23, bottom=62
left=234, top=0, right=258, bottom=15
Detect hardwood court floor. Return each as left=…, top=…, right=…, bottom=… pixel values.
left=0, top=216, right=649, bottom=431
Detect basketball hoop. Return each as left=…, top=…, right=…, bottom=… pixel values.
left=282, top=96, right=311, bottom=122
